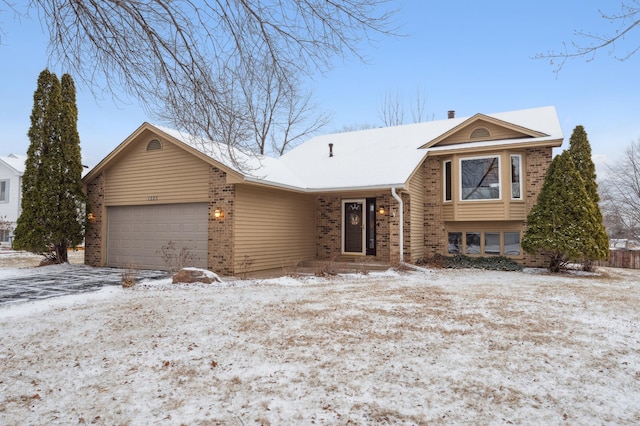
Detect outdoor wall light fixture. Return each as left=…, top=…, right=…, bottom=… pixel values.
left=87, top=212, right=96, bottom=222
left=378, top=206, right=385, bottom=215
left=213, top=209, right=223, bottom=219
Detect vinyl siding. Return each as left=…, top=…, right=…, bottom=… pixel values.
left=454, top=202, right=506, bottom=221
left=442, top=203, right=454, bottom=221
left=407, top=168, right=424, bottom=261
left=507, top=202, right=526, bottom=218
left=436, top=121, right=529, bottom=146
left=0, top=165, right=21, bottom=223
left=105, top=137, right=210, bottom=206
left=234, top=185, right=316, bottom=272
left=437, top=150, right=528, bottom=222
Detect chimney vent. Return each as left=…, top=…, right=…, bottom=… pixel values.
left=329, top=143, right=334, bottom=157
left=447, top=110, right=455, bottom=119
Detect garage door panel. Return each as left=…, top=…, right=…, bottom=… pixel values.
left=107, top=203, right=208, bottom=270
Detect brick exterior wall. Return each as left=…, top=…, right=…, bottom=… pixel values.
left=423, top=157, right=446, bottom=258
left=377, top=194, right=392, bottom=263
left=208, top=166, right=234, bottom=275
left=84, top=172, right=104, bottom=267
left=315, top=195, right=341, bottom=260
left=521, top=147, right=553, bottom=267
left=420, top=149, right=554, bottom=267
left=315, top=194, right=393, bottom=262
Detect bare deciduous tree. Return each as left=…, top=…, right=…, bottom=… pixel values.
left=378, top=86, right=432, bottom=126
left=2, top=1, right=396, bottom=162
left=235, top=56, right=331, bottom=156
left=378, top=88, right=405, bottom=126
left=537, top=2, right=640, bottom=72
left=600, top=140, right=640, bottom=238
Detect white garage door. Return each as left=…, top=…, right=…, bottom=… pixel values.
left=107, top=203, right=208, bottom=270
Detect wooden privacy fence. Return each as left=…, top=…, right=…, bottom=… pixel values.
left=596, top=249, right=640, bottom=269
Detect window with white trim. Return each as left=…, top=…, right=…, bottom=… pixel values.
left=465, top=232, right=481, bottom=254
left=0, top=180, right=8, bottom=203
left=444, top=160, right=452, bottom=202
left=448, top=232, right=462, bottom=254
left=504, top=232, right=521, bottom=255
left=510, top=155, right=522, bottom=200
left=447, top=230, right=521, bottom=256
left=460, top=156, right=500, bottom=200
left=484, top=232, right=500, bottom=255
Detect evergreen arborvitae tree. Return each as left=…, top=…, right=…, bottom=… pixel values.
left=522, top=151, right=605, bottom=272
left=13, top=70, right=86, bottom=263
left=567, top=125, right=609, bottom=270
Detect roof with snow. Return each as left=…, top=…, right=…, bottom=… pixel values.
left=86, top=106, right=563, bottom=192
left=0, top=154, right=26, bottom=175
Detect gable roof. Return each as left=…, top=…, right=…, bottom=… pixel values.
left=0, top=154, right=26, bottom=175
left=271, top=105, right=562, bottom=191
left=422, top=112, right=549, bottom=148
left=84, top=106, right=563, bottom=192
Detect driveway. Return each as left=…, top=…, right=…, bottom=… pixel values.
left=0, top=264, right=167, bottom=306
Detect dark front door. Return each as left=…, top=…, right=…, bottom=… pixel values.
left=343, top=200, right=364, bottom=254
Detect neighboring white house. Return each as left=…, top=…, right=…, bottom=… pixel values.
left=0, top=154, right=26, bottom=247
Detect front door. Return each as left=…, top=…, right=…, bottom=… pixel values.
left=343, top=199, right=366, bottom=254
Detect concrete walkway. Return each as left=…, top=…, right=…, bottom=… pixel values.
left=0, top=264, right=167, bottom=306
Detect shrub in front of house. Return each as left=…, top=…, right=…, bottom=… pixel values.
left=421, top=254, right=523, bottom=271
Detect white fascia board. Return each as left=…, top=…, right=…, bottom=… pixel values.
left=427, top=136, right=562, bottom=153
left=243, top=175, right=406, bottom=193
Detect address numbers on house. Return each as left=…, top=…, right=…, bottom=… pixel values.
left=147, top=196, right=158, bottom=201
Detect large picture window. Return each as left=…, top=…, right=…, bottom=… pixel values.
left=460, top=156, right=500, bottom=200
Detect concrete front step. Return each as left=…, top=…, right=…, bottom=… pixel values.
left=299, top=259, right=390, bottom=272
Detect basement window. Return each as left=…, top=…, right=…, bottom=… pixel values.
left=146, top=139, right=162, bottom=151
left=447, top=231, right=521, bottom=256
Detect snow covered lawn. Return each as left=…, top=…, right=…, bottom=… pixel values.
left=1, top=267, right=639, bottom=425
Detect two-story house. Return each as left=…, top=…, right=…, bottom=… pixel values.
left=0, top=154, right=26, bottom=248
left=82, top=106, right=562, bottom=274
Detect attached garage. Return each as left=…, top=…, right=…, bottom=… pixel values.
left=107, top=203, right=208, bottom=270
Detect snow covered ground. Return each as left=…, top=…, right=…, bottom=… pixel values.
left=0, top=262, right=639, bottom=425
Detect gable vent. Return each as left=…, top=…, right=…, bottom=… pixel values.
left=146, top=139, right=162, bottom=151
left=470, top=127, right=491, bottom=139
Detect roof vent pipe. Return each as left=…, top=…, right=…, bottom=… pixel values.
left=329, top=143, right=334, bottom=157
left=447, top=110, right=455, bottom=119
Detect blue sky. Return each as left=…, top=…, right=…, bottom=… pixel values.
left=1, top=1, right=638, bottom=173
